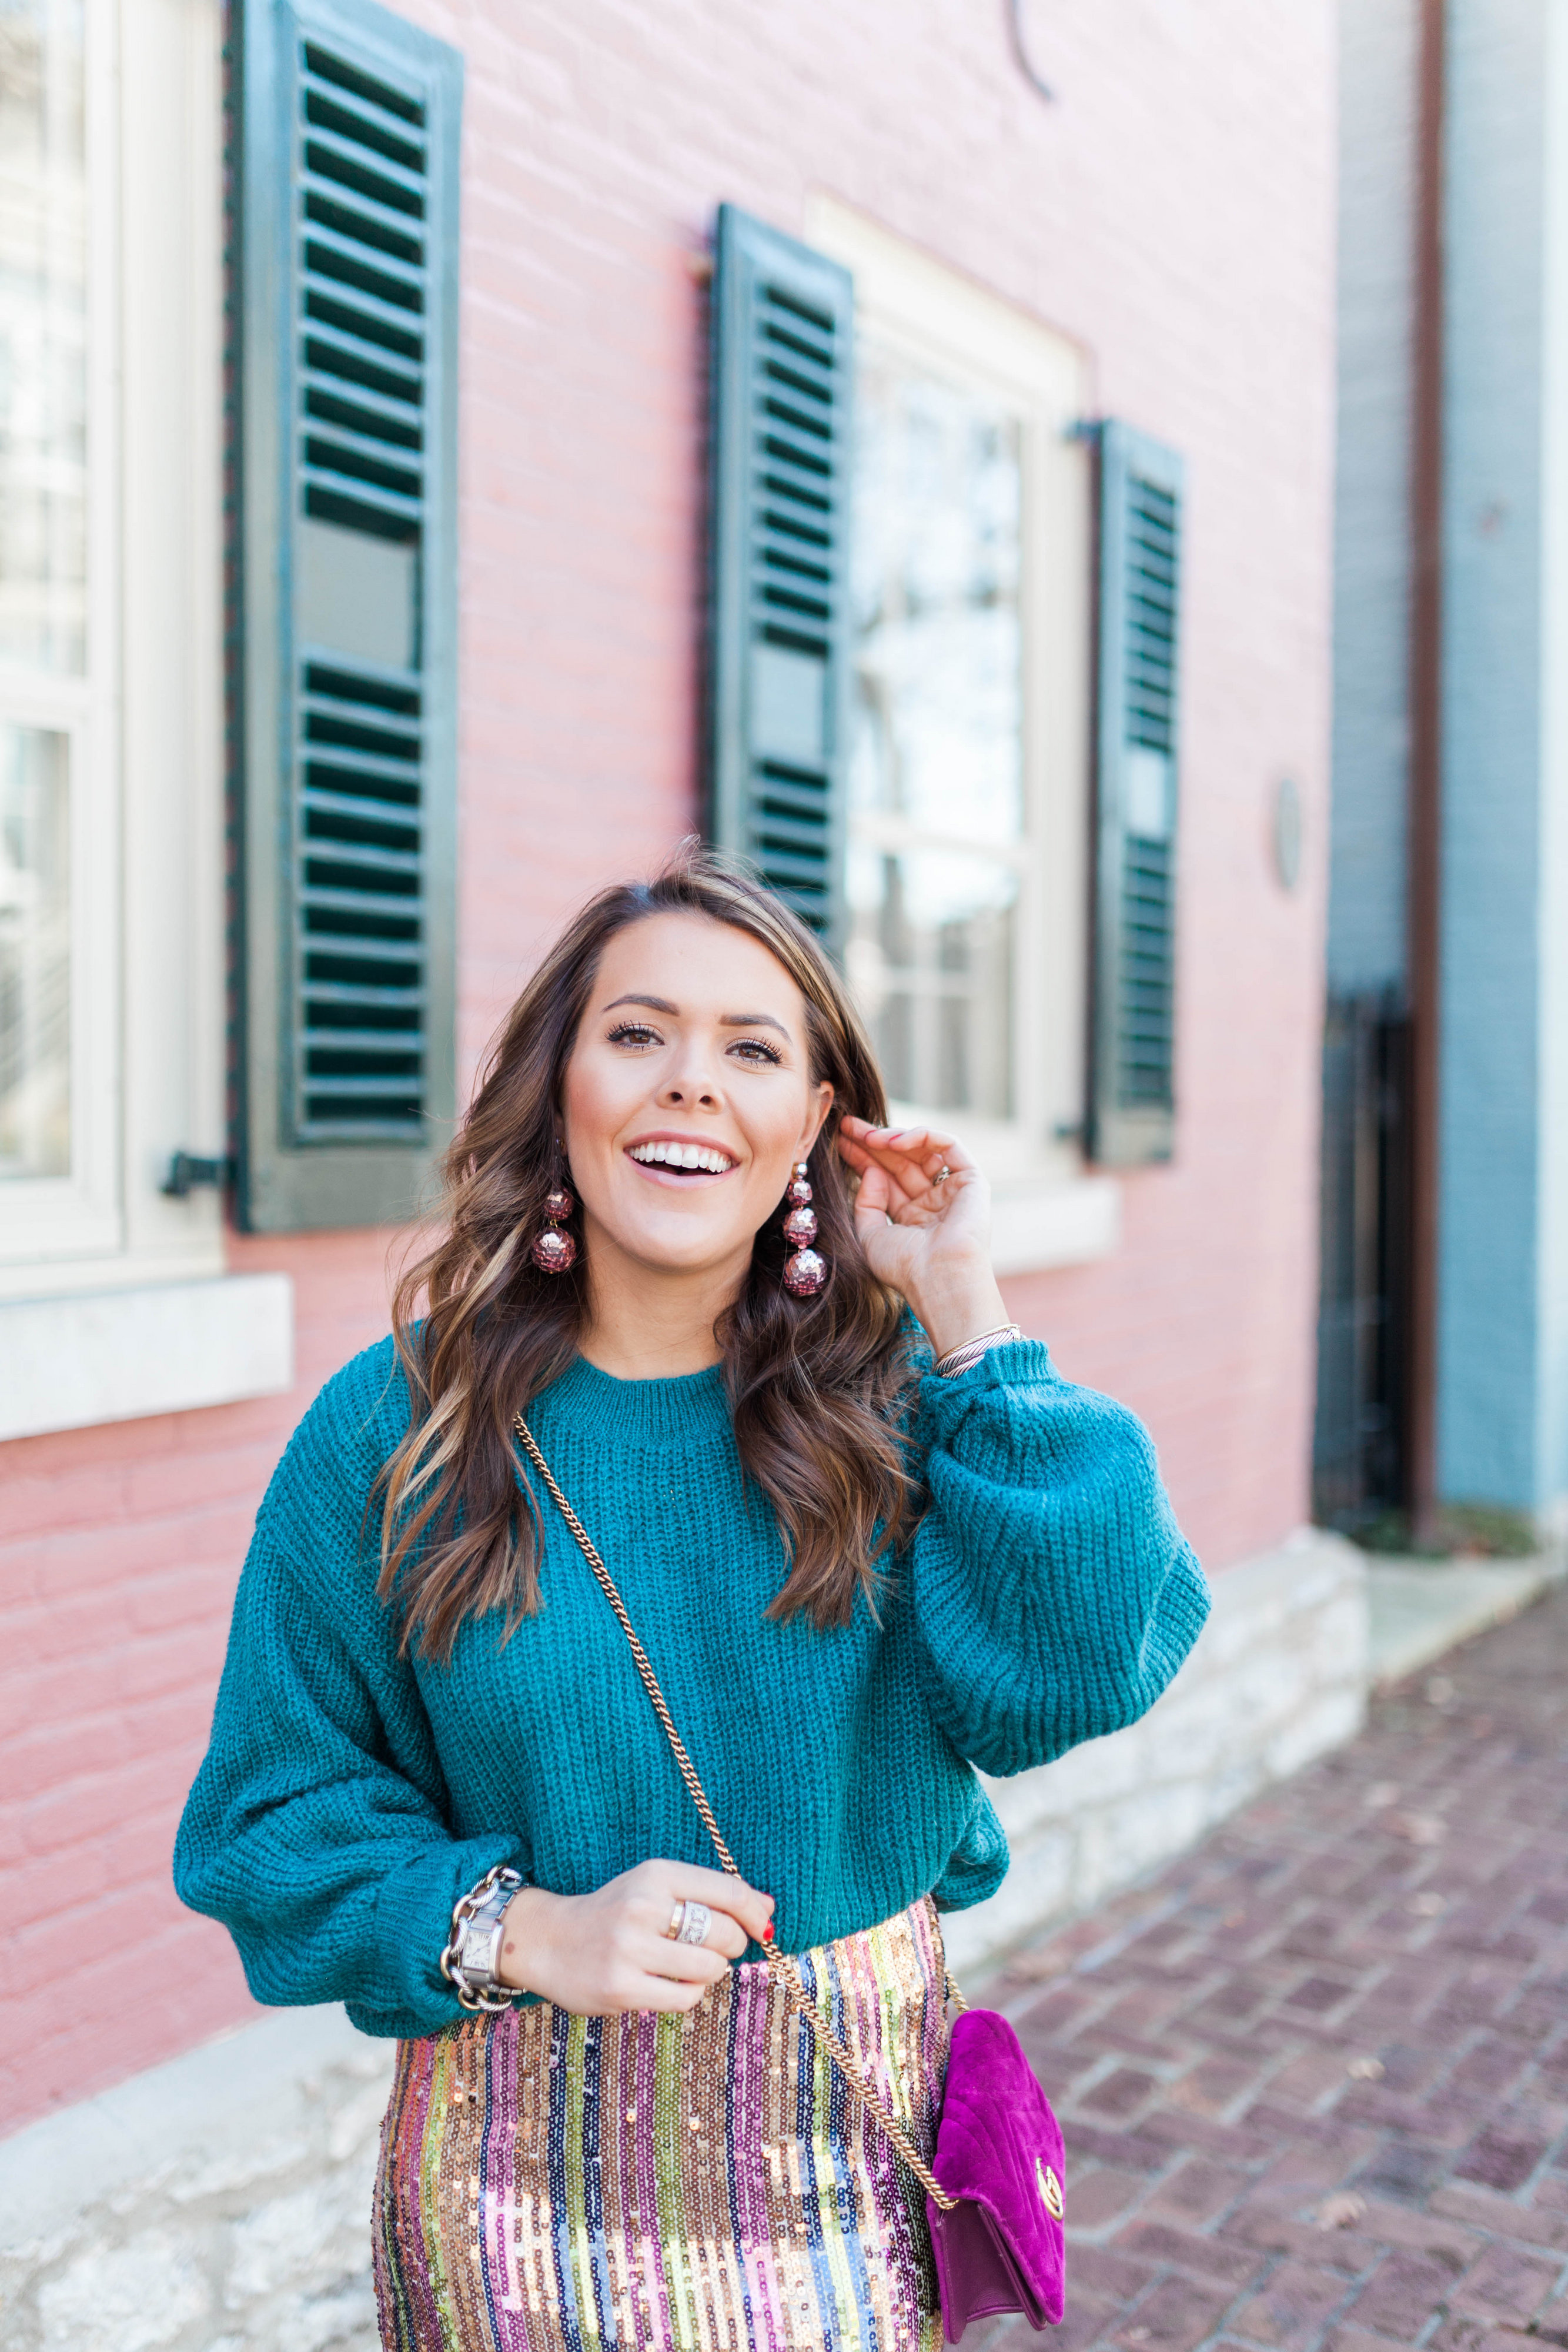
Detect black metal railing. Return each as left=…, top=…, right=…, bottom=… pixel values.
left=1313, top=990, right=1413, bottom=1532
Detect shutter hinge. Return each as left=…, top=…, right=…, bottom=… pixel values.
left=161, top=1151, right=234, bottom=1198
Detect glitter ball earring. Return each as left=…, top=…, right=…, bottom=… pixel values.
left=781, top=1161, right=827, bottom=1297
left=530, top=1175, right=577, bottom=1274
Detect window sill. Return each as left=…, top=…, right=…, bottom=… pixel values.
left=989, top=1173, right=1120, bottom=1275
left=0, top=1272, right=295, bottom=1443
left=0, top=1235, right=227, bottom=1302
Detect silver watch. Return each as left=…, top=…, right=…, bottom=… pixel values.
left=440, top=1864, right=524, bottom=2012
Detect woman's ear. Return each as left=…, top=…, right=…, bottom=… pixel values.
left=798, top=1080, right=835, bottom=1160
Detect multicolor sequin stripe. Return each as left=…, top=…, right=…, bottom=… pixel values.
left=373, top=1899, right=948, bottom=2352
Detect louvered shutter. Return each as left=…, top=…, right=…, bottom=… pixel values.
left=1088, top=423, right=1185, bottom=1166
left=707, top=205, right=854, bottom=951
left=236, top=0, right=461, bottom=1231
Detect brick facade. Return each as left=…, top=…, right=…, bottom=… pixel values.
left=0, top=0, right=1335, bottom=2133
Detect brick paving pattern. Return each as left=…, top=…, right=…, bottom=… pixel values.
left=971, top=1583, right=1568, bottom=2352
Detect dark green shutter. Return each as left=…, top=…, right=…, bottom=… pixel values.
left=1088, top=422, right=1185, bottom=1165
left=236, top=0, right=461, bottom=1231
left=707, top=205, right=854, bottom=951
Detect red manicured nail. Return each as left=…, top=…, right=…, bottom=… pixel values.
left=762, top=1920, right=775, bottom=1943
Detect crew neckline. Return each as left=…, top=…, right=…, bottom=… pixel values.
left=529, top=1352, right=734, bottom=1448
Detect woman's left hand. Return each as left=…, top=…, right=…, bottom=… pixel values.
left=836, top=1117, right=1012, bottom=1361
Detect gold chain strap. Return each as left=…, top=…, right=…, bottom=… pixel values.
left=514, top=1412, right=960, bottom=2211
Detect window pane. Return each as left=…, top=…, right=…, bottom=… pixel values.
left=0, top=719, right=69, bottom=1174
left=847, top=844, right=1016, bottom=1118
left=0, top=0, right=87, bottom=673
left=850, top=349, right=1023, bottom=846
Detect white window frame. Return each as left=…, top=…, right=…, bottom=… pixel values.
left=807, top=197, right=1118, bottom=1268
left=0, top=0, right=228, bottom=1301
left=0, top=0, right=291, bottom=1440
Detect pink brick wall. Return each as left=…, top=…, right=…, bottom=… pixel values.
left=0, top=0, right=1335, bottom=2131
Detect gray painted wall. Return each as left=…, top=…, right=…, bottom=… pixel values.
left=1329, top=0, right=1568, bottom=1516
left=1329, top=0, right=1419, bottom=997
left=1438, top=0, right=1568, bottom=1515
left=1539, top=0, right=1568, bottom=1511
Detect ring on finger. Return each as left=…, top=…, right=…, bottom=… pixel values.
left=665, top=1902, right=685, bottom=1940
left=932, top=1164, right=950, bottom=1185
left=672, top=1900, right=711, bottom=1947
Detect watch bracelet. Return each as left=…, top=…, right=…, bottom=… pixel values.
left=440, top=1862, right=524, bottom=2013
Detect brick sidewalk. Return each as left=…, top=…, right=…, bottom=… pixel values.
left=974, top=1581, right=1568, bottom=2352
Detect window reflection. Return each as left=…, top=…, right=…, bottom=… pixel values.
left=0, top=1, right=84, bottom=1186
left=0, top=0, right=86, bottom=674
left=847, top=844, right=1016, bottom=1117
left=848, top=345, right=1025, bottom=1117
left=0, top=720, right=69, bottom=1174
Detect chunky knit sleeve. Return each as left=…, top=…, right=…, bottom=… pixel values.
left=906, top=1335, right=1209, bottom=1776
left=173, top=1351, right=521, bottom=2039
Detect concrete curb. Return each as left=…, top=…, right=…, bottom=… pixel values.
left=1366, top=1550, right=1568, bottom=1688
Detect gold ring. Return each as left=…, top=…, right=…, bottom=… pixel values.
left=666, top=1902, right=684, bottom=1940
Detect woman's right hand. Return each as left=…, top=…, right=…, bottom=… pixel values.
left=496, top=1859, right=775, bottom=2014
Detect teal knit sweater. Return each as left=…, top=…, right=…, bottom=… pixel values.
left=175, top=1334, right=1207, bottom=2040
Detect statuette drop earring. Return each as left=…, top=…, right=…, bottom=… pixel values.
left=781, top=1161, right=827, bottom=1297
left=531, top=1173, right=577, bottom=1274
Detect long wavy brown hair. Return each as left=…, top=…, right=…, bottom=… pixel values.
left=379, top=848, right=921, bottom=1660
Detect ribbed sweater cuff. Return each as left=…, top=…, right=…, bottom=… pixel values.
left=367, top=1834, right=524, bottom=2037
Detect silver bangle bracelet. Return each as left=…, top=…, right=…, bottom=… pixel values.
left=932, top=1322, right=1025, bottom=1379
left=440, top=1863, right=524, bottom=2013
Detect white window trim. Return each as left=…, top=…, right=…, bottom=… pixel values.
left=807, top=196, right=1116, bottom=1269
left=0, top=0, right=232, bottom=1305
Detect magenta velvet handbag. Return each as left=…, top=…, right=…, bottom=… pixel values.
left=926, top=2005, right=1066, bottom=2337
left=516, top=1414, right=1069, bottom=2344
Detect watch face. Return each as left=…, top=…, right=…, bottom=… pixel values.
left=460, top=1923, right=496, bottom=1971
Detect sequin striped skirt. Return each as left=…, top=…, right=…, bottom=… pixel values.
left=373, top=1899, right=948, bottom=2352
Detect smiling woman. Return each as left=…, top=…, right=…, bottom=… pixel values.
left=174, top=846, right=1208, bottom=2352
left=376, top=859, right=945, bottom=1645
